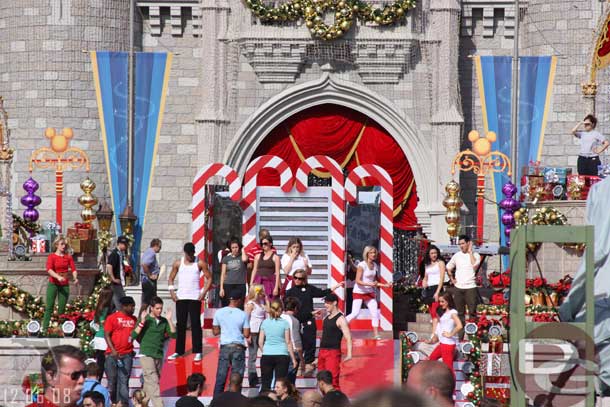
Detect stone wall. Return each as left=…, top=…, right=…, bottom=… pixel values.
left=139, top=6, right=201, bottom=266
left=0, top=0, right=141, bottom=247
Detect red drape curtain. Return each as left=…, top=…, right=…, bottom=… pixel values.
left=252, top=104, right=419, bottom=230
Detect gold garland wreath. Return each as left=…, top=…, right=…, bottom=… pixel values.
left=243, top=0, right=417, bottom=41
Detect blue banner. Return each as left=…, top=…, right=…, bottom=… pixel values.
left=474, top=55, right=557, bottom=248
left=91, top=51, right=173, bottom=265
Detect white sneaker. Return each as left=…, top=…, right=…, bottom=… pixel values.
left=168, top=353, right=181, bottom=360
left=194, top=353, right=202, bottom=362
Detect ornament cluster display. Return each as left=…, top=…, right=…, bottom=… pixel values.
left=21, top=177, right=41, bottom=224
left=499, top=182, right=520, bottom=246
left=243, top=0, right=417, bottom=41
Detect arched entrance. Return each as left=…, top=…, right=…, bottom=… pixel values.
left=224, top=73, right=437, bottom=235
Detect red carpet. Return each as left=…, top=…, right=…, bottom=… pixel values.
left=158, top=331, right=394, bottom=398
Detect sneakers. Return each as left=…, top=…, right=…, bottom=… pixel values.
left=374, top=335, right=382, bottom=340
left=194, top=353, right=203, bottom=362
left=167, top=353, right=181, bottom=360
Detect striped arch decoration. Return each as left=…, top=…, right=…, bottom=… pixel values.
left=192, top=163, right=242, bottom=260
left=241, top=155, right=293, bottom=253
left=345, top=164, right=394, bottom=331
left=295, top=155, right=346, bottom=307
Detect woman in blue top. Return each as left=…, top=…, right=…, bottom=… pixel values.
left=258, top=299, right=297, bottom=392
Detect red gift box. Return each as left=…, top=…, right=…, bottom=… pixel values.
left=31, top=238, right=47, bottom=253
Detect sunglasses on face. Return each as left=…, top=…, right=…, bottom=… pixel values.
left=261, top=241, right=270, bottom=246
left=584, top=122, right=593, bottom=126
left=61, top=369, right=87, bottom=381
left=294, top=276, right=305, bottom=281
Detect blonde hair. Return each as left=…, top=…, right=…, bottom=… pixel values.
left=362, top=245, right=377, bottom=262
left=268, top=299, right=283, bottom=319
left=247, top=284, right=266, bottom=301
left=52, top=235, right=69, bottom=253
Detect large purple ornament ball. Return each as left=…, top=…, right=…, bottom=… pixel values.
left=23, top=177, right=40, bottom=194
left=499, top=198, right=511, bottom=210
left=508, top=198, right=521, bottom=212
left=502, top=212, right=515, bottom=227
left=23, top=208, right=39, bottom=222
left=21, top=194, right=42, bottom=207
left=502, top=182, right=518, bottom=198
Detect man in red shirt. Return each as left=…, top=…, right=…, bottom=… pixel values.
left=104, top=296, right=136, bottom=406
left=26, top=345, right=86, bottom=407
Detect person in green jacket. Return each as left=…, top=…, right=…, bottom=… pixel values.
left=131, top=296, right=176, bottom=407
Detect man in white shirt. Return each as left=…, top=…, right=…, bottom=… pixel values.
left=446, top=235, right=481, bottom=331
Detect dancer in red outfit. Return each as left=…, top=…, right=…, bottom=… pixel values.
left=42, top=236, right=78, bottom=331
left=317, top=293, right=352, bottom=390
left=425, top=292, right=462, bottom=375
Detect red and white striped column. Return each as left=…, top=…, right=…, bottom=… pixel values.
left=241, top=155, right=293, bottom=253
left=295, top=155, right=346, bottom=308
left=192, top=163, right=242, bottom=260
left=345, top=164, right=394, bottom=331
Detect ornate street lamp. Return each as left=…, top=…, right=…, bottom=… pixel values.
left=451, top=130, right=512, bottom=245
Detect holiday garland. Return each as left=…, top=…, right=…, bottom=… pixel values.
left=243, top=0, right=417, bottom=41
left=0, top=272, right=110, bottom=355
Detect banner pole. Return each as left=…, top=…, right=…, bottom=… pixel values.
left=127, top=0, right=135, bottom=209
left=511, top=0, right=520, bottom=185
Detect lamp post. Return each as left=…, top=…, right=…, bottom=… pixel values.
left=29, top=128, right=90, bottom=231
left=451, top=130, right=512, bottom=245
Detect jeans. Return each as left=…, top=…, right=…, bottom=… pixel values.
left=42, top=283, right=69, bottom=330
left=214, top=344, right=246, bottom=395
left=302, top=319, right=317, bottom=364
left=105, top=353, right=133, bottom=405
left=248, top=332, right=260, bottom=374
left=577, top=155, right=601, bottom=176
left=110, top=283, right=126, bottom=312
left=141, top=279, right=157, bottom=308
left=176, top=299, right=202, bottom=354
left=260, top=354, right=290, bottom=391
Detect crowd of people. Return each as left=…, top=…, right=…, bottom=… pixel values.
left=28, top=341, right=471, bottom=407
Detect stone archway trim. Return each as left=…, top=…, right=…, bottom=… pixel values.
left=224, top=73, right=437, bottom=235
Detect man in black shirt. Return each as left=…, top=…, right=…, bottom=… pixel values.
left=176, top=373, right=206, bottom=407
left=317, top=370, right=350, bottom=407
left=285, top=269, right=343, bottom=377
left=106, top=235, right=129, bottom=311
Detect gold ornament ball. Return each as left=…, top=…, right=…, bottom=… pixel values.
left=445, top=180, right=461, bottom=195
left=447, top=224, right=458, bottom=237
left=340, top=20, right=351, bottom=30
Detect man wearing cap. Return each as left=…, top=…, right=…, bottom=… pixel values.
left=107, top=236, right=130, bottom=311
left=103, top=296, right=136, bottom=406
left=212, top=288, right=250, bottom=395
left=285, top=269, right=343, bottom=377
left=318, top=293, right=352, bottom=390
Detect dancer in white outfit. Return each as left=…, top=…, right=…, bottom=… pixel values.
left=345, top=246, right=391, bottom=339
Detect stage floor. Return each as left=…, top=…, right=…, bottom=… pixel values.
left=152, top=330, right=395, bottom=401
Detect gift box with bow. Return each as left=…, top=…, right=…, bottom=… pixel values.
left=481, top=353, right=510, bottom=377
left=31, top=235, right=47, bottom=253
left=543, top=167, right=571, bottom=185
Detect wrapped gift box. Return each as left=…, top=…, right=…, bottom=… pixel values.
left=481, top=353, right=510, bottom=377
left=520, top=175, right=544, bottom=201
left=31, top=236, right=47, bottom=253
left=541, top=183, right=566, bottom=201
left=543, top=167, right=572, bottom=185
left=67, top=227, right=96, bottom=240
left=568, top=175, right=602, bottom=200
